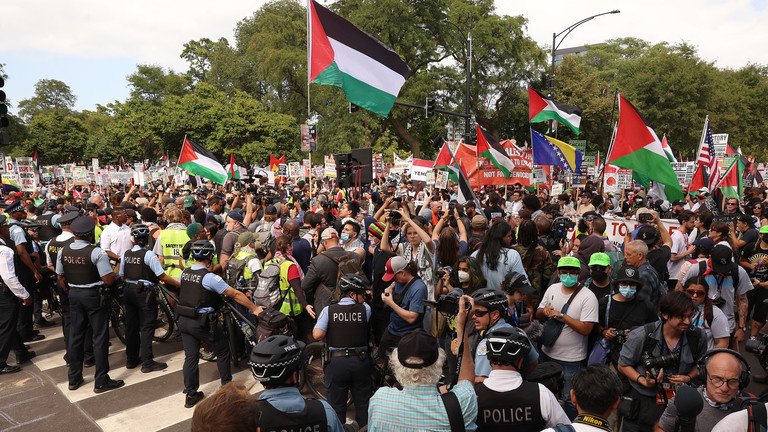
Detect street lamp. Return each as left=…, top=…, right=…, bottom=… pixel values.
left=443, top=18, right=472, bottom=142
left=550, top=10, right=620, bottom=99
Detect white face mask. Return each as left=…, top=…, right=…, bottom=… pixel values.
left=458, top=270, right=470, bottom=283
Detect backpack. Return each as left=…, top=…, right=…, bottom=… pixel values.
left=604, top=241, right=626, bottom=280
left=641, top=322, right=705, bottom=363
left=254, top=308, right=295, bottom=343
left=252, top=259, right=284, bottom=308
left=225, top=253, right=254, bottom=288
left=698, top=260, right=740, bottom=292
left=319, top=251, right=367, bottom=302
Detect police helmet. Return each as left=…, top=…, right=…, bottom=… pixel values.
left=248, top=335, right=306, bottom=385
left=190, top=240, right=215, bottom=259
left=485, top=326, right=531, bottom=365
left=338, top=273, right=369, bottom=294
left=130, top=223, right=150, bottom=238
left=471, top=288, right=508, bottom=312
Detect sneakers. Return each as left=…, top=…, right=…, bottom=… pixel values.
left=94, top=379, right=125, bottom=393
left=185, top=391, right=204, bottom=408
left=141, top=361, right=168, bottom=373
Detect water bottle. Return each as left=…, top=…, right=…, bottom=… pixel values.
left=241, top=321, right=255, bottom=340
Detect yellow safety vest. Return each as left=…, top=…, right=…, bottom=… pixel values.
left=264, top=258, right=302, bottom=316
left=160, top=229, right=190, bottom=278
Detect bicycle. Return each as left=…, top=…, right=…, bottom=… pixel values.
left=141, top=282, right=177, bottom=342
left=219, top=296, right=259, bottom=368
left=108, top=282, right=128, bottom=345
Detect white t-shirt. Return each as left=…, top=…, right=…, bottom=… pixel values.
left=538, top=283, right=599, bottom=362
left=668, top=229, right=690, bottom=280
left=693, top=304, right=730, bottom=350
left=711, top=403, right=768, bottom=432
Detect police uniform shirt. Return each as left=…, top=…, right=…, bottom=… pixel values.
left=481, top=369, right=569, bottom=429
left=118, top=245, right=166, bottom=284
left=40, top=210, right=62, bottom=229
left=8, top=218, right=27, bottom=245
left=0, top=239, right=30, bottom=299
left=257, top=387, right=344, bottom=432
left=55, top=239, right=113, bottom=288
left=314, top=297, right=371, bottom=350
left=183, top=264, right=229, bottom=313
left=45, top=231, right=74, bottom=266
left=475, top=320, right=539, bottom=378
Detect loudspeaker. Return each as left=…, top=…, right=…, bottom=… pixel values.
left=335, top=153, right=352, bottom=188
left=350, top=147, right=373, bottom=185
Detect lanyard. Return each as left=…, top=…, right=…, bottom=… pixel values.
left=508, top=304, right=519, bottom=326
left=573, top=414, right=611, bottom=431
left=663, top=335, right=682, bottom=354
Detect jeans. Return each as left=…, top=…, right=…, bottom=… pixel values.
left=541, top=352, right=585, bottom=420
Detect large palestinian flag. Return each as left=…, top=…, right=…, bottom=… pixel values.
left=528, top=87, right=582, bottom=135
left=607, top=95, right=683, bottom=201
left=178, top=137, right=228, bottom=185
left=477, top=125, right=514, bottom=178
left=308, top=0, right=411, bottom=117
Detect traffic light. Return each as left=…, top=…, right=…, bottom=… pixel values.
left=426, top=98, right=435, bottom=118
left=0, top=77, right=7, bottom=128
left=349, top=102, right=359, bottom=113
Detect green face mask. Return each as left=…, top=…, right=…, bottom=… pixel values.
left=560, top=274, right=578, bottom=287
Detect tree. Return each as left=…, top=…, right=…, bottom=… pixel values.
left=127, top=65, right=189, bottom=102
left=24, top=111, right=88, bottom=164
left=17, top=79, right=77, bottom=122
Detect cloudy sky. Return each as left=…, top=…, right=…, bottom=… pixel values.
left=3, top=0, right=767, bottom=113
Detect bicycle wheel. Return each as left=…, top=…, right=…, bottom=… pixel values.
left=301, top=342, right=327, bottom=400
left=153, top=300, right=174, bottom=342
left=111, top=297, right=128, bottom=345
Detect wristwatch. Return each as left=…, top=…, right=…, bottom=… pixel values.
left=740, top=327, right=748, bottom=332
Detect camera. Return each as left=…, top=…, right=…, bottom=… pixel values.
left=712, top=296, right=726, bottom=308
left=436, top=266, right=452, bottom=279
left=638, top=213, right=653, bottom=224
left=423, top=289, right=469, bottom=316
left=641, top=350, right=680, bottom=378
left=390, top=210, right=402, bottom=224
left=551, top=217, right=575, bottom=241
left=611, top=329, right=628, bottom=345
left=448, top=202, right=455, bottom=211
left=747, top=327, right=768, bottom=371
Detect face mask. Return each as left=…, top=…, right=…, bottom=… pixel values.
left=458, top=270, right=470, bottom=283
left=762, top=235, right=768, bottom=243
left=560, top=274, right=578, bottom=287
left=591, top=270, right=608, bottom=283
left=618, top=285, right=637, bottom=298
left=340, top=233, right=350, bottom=243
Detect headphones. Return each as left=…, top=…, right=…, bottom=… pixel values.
left=697, top=348, right=751, bottom=390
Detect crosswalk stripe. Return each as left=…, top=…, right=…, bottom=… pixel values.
left=94, top=370, right=261, bottom=432
left=33, top=338, right=125, bottom=372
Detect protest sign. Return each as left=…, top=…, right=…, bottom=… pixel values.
left=410, top=159, right=434, bottom=183
left=435, top=171, right=449, bottom=189
left=324, top=155, right=337, bottom=178
left=478, top=140, right=533, bottom=186
left=16, top=157, right=35, bottom=192
left=393, top=153, right=412, bottom=175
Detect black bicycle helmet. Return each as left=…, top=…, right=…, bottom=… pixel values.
left=338, top=273, right=369, bottom=293
left=248, top=335, right=306, bottom=385
left=131, top=223, right=150, bottom=238
left=472, top=288, right=508, bottom=312
left=190, top=240, right=215, bottom=259
left=485, top=326, right=531, bottom=365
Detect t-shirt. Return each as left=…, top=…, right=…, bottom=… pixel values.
left=387, top=277, right=427, bottom=336
left=712, top=403, right=768, bottom=432
left=668, top=229, right=690, bottom=280
left=744, top=242, right=768, bottom=282
left=483, top=206, right=504, bottom=221
left=739, top=227, right=759, bottom=259
left=537, top=283, right=599, bottom=362
left=681, top=264, right=753, bottom=331
left=691, top=303, right=730, bottom=350
left=598, top=295, right=657, bottom=332
left=648, top=245, right=672, bottom=283
left=588, top=279, right=611, bottom=301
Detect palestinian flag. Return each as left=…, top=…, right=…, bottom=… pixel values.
left=33, top=152, right=38, bottom=171
left=119, top=156, right=127, bottom=170
left=178, top=136, right=228, bottom=185
left=660, top=135, right=677, bottom=163
left=226, top=153, right=242, bottom=180
left=433, top=140, right=462, bottom=183
left=477, top=125, right=514, bottom=178
left=607, top=95, right=683, bottom=201
left=528, top=87, right=582, bottom=135
left=716, top=156, right=743, bottom=199
left=308, top=0, right=411, bottom=117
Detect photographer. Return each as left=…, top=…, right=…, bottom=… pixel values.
left=617, top=291, right=706, bottom=432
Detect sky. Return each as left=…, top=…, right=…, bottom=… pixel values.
left=3, top=0, right=768, bottom=113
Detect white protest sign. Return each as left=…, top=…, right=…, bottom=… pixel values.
left=324, top=155, right=337, bottom=178
left=16, top=157, right=35, bottom=192
left=435, top=171, right=449, bottom=189
left=551, top=183, right=564, bottom=196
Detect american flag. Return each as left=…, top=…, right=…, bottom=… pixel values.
left=695, top=117, right=719, bottom=191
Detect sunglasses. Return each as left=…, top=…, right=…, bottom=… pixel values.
left=685, top=289, right=707, bottom=297
left=472, top=310, right=490, bottom=317
left=727, top=202, right=738, bottom=206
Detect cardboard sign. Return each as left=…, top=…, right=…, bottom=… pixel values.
left=324, top=155, right=337, bottom=178
left=435, top=171, right=449, bottom=189
left=16, top=157, right=35, bottom=192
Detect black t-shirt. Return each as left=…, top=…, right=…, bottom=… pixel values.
left=744, top=241, right=768, bottom=282
left=739, top=228, right=759, bottom=259
left=483, top=206, right=504, bottom=221
left=598, top=295, right=657, bottom=331
left=589, top=279, right=612, bottom=301
left=648, top=245, right=672, bottom=281
left=468, top=233, right=484, bottom=253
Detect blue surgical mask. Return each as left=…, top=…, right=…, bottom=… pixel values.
left=618, top=285, right=637, bottom=298
left=560, top=274, right=578, bottom=287
left=340, top=233, right=350, bottom=243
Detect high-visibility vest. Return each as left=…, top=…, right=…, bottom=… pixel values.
left=160, top=229, right=190, bottom=278
left=264, top=258, right=302, bottom=316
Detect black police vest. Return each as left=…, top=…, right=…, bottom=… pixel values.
left=326, top=302, right=368, bottom=348
left=37, top=213, right=62, bottom=242
left=47, top=236, right=75, bottom=270
left=179, top=267, right=220, bottom=311
left=123, top=249, right=158, bottom=283
left=257, top=398, right=328, bottom=432
left=61, top=244, right=102, bottom=286
left=475, top=380, right=544, bottom=432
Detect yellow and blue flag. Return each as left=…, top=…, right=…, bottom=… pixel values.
left=531, top=129, right=583, bottom=174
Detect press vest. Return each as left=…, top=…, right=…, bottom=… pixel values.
left=475, top=380, right=544, bottom=432
left=37, top=213, right=62, bottom=242
left=47, top=236, right=75, bottom=269
left=61, top=244, right=102, bottom=286
left=257, top=399, right=328, bottom=432
left=326, top=302, right=368, bottom=348
left=160, top=229, right=189, bottom=278
left=123, top=249, right=158, bottom=283
left=265, top=258, right=302, bottom=316
left=179, top=267, right=220, bottom=311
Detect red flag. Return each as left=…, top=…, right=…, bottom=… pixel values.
left=229, top=153, right=236, bottom=179
left=433, top=141, right=456, bottom=168
left=270, top=152, right=285, bottom=172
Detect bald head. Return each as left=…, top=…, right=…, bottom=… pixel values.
left=706, top=351, right=743, bottom=403
left=282, top=219, right=300, bottom=238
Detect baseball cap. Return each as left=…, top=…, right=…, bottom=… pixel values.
left=471, top=215, right=488, bottom=230
left=320, top=227, right=339, bottom=241
left=557, top=256, right=581, bottom=269
left=636, top=225, right=659, bottom=246
left=264, top=205, right=278, bottom=215
left=760, top=226, right=768, bottom=234
left=228, top=210, right=244, bottom=223
left=614, top=266, right=643, bottom=286
left=397, top=329, right=439, bottom=369
left=710, top=245, right=733, bottom=274
left=382, top=256, right=408, bottom=282
left=183, top=195, right=195, bottom=208
left=692, top=237, right=715, bottom=250
left=588, top=252, right=611, bottom=267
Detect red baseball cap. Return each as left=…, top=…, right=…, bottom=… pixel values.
left=382, top=256, right=408, bottom=282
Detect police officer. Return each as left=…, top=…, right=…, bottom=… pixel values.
left=177, top=240, right=262, bottom=408
left=249, top=335, right=344, bottom=432
left=0, top=214, right=36, bottom=374
left=312, top=274, right=372, bottom=428
left=45, top=210, right=79, bottom=364
left=36, top=200, right=62, bottom=246
left=119, top=223, right=181, bottom=373
left=474, top=326, right=569, bottom=431
left=7, top=200, right=44, bottom=342
left=56, top=215, right=124, bottom=393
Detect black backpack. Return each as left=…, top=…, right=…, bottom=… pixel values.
left=641, top=322, right=705, bottom=363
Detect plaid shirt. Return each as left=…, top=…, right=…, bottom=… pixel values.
left=367, top=380, right=478, bottom=431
